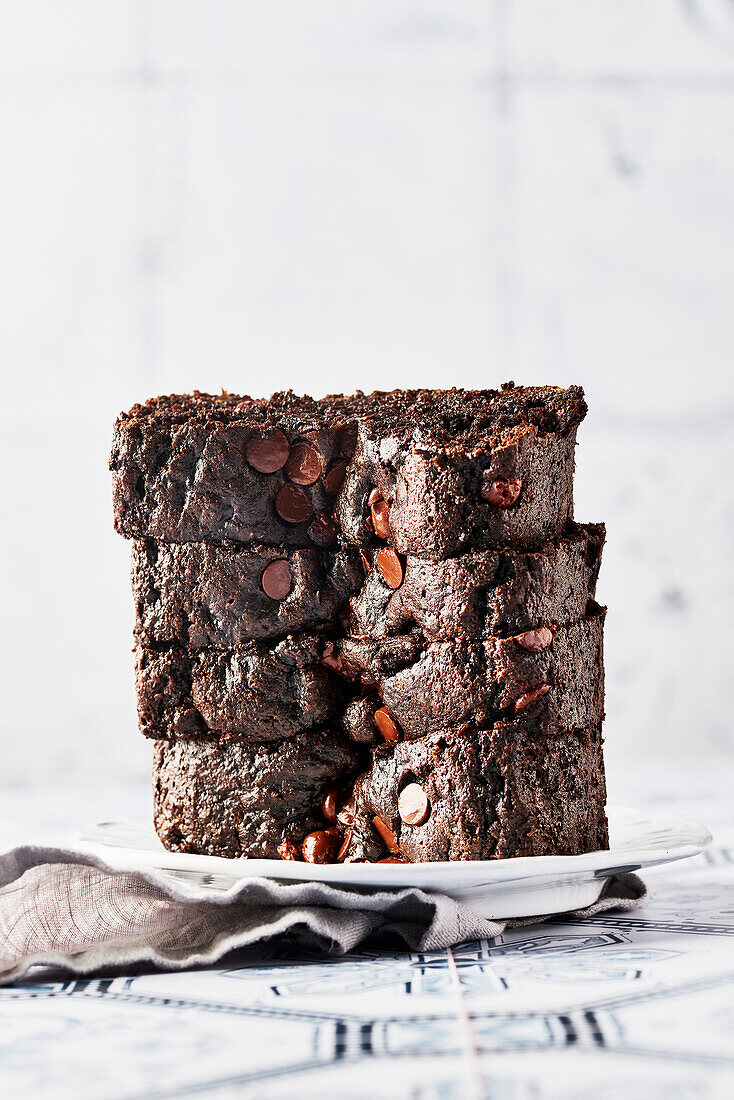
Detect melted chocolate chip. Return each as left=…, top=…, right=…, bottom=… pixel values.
left=374, top=706, right=401, bottom=744
left=373, top=815, right=400, bottom=854
left=321, top=641, right=347, bottom=677
left=336, top=828, right=352, bottom=861
left=376, top=547, right=403, bottom=589
left=337, top=793, right=356, bottom=827
left=323, top=459, right=348, bottom=496
left=302, top=829, right=340, bottom=864
left=515, top=626, right=553, bottom=652
left=277, top=838, right=300, bottom=861
left=260, top=559, right=292, bottom=600
left=513, top=683, right=551, bottom=713
left=398, top=783, right=430, bottom=826
left=246, top=429, right=290, bottom=473
left=321, top=787, right=339, bottom=824
left=275, top=484, right=312, bottom=524
left=481, top=475, right=523, bottom=507
left=371, top=500, right=391, bottom=539
left=285, top=442, right=322, bottom=486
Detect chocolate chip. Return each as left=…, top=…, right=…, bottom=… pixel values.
left=481, top=475, right=523, bottom=507
left=322, top=655, right=344, bottom=675
left=337, top=793, right=355, bottom=827
left=338, top=423, right=358, bottom=457
left=308, top=513, right=339, bottom=547
left=260, top=559, right=292, bottom=600
left=513, top=683, right=551, bottom=713
left=174, top=708, right=206, bottom=736
left=371, top=500, right=391, bottom=539
left=374, top=706, right=401, bottom=744
left=367, top=488, right=383, bottom=506
left=302, top=830, right=339, bottom=864
left=321, top=641, right=347, bottom=677
left=275, top=484, right=312, bottom=524
left=336, top=829, right=352, bottom=862
left=398, top=783, right=430, bottom=826
left=277, top=838, right=300, bottom=861
left=321, top=787, right=338, bottom=824
left=360, top=550, right=372, bottom=575
left=515, top=626, right=553, bottom=652
left=285, top=442, right=322, bottom=486
left=246, top=429, right=290, bottom=473
left=376, top=548, right=403, bottom=589
left=323, top=460, right=348, bottom=496
left=378, top=856, right=408, bottom=864
left=372, top=816, right=400, bottom=854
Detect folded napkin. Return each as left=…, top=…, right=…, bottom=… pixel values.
left=0, top=844, right=646, bottom=986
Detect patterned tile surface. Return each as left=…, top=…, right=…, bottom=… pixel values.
left=1, top=761, right=732, bottom=1098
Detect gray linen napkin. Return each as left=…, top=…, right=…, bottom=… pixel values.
left=0, top=844, right=646, bottom=986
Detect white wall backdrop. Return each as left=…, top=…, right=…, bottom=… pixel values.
left=1, top=2, right=733, bottom=827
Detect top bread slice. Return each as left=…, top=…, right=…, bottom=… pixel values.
left=111, top=384, right=586, bottom=558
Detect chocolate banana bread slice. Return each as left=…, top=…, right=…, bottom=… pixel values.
left=153, top=728, right=364, bottom=859
left=335, top=607, right=605, bottom=742
left=133, top=539, right=361, bottom=649
left=111, top=384, right=585, bottom=553
left=346, top=722, right=608, bottom=862
left=112, top=390, right=370, bottom=545
left=336, top=384, right=587, bottom=558
left=136, top=634, right=346, bottom=742
left=347, top=522, right=604, bottom=641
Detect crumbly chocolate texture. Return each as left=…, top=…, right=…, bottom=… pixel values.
left=115, top=384, right=608, bottom=864
left=136, top=634, right=346, bottom=742
left=153, top=729, right=364, bottom=858
left=112, top=390, right=364, bottom=545
left=337, top=608, right=605, bottom=741
left=347, top=723, right=608, bottom=862
left=132, top=539, right=362, bottom=648
left=111, top=385, right=585, bottom=550
left=348, top=522, right=604, bottom=641
left=340, top=695, right=383, bottom=746
left=337, top=386, right=586, bottom=558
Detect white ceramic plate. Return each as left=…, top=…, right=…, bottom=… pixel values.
left=76, top=804, right=711, bottom=921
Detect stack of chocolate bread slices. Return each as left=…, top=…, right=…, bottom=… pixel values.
left=111, top=384, right=608, bottom=864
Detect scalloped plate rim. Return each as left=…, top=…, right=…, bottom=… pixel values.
left=75, top=803, right=712, bottom=891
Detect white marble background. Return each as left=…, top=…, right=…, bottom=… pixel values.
left=1, top=1, right=733, bottom=830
